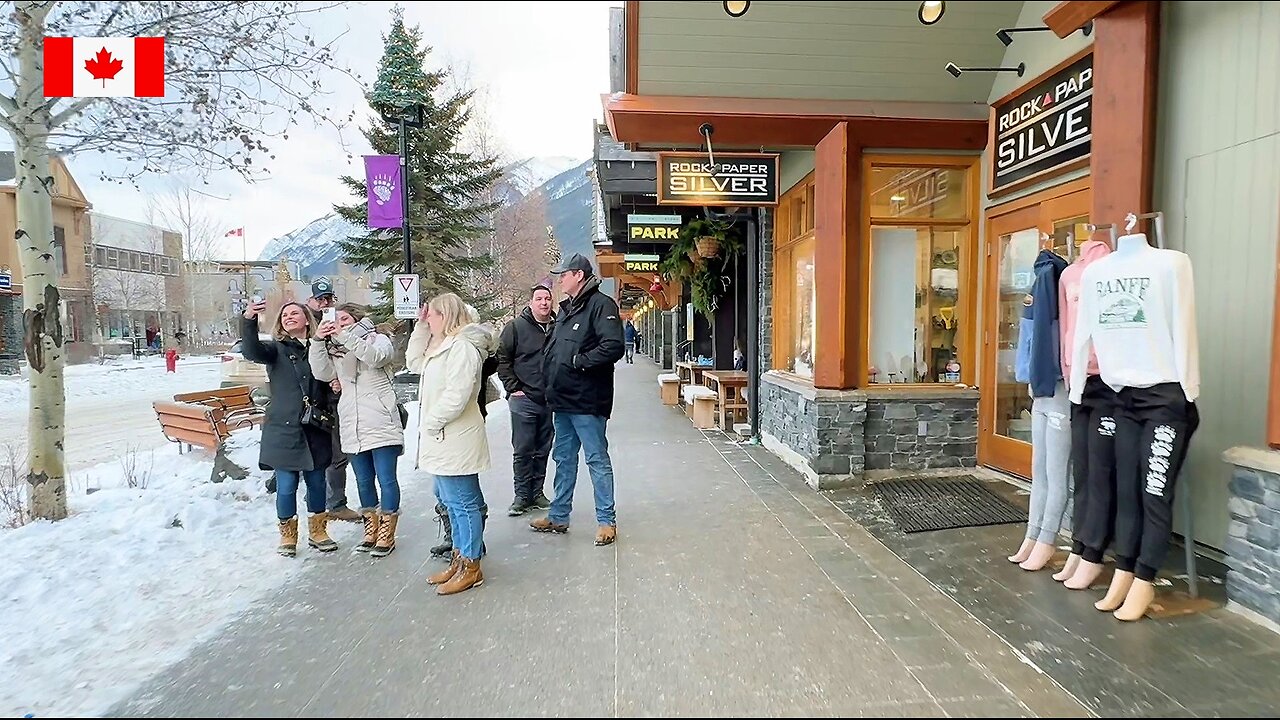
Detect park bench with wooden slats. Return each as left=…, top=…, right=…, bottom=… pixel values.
left=172, top=385, right=264, bottom=435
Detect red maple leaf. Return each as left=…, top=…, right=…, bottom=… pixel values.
left=84, top=48, right=123, bottom=88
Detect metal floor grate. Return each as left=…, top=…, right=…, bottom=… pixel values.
left=872, top=476, right=1025, bottom=534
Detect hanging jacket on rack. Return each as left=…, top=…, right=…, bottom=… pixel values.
left=1015, top=249, right=1069, bottom=397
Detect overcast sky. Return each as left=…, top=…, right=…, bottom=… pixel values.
left=59, top=1, right=618, bottom=258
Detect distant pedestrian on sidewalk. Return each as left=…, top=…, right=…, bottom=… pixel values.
left=305, top=277, right=360, bottom=524
left=240, top=298, right=337, bottom=558
left=624, top=319, right=637, bottom=364
left=408, top=293, right=499, bottom=596
left=311, top=303, right=405, bottom=558
left=497, top=285, right=556, bottom=516
left=531, top=253, right=625, bottom=547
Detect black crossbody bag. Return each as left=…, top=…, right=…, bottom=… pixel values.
left=288, top=352, right=336, bottom=432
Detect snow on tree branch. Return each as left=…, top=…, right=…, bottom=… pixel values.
left=1, top=1, right=359, bottom=184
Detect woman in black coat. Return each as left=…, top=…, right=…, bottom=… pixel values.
left=241, top=299, right=337, bottom=558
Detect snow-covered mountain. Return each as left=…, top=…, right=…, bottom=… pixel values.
left=505, top=156, right=582, bottom=195
left=258, top=156, right=595, bottom=279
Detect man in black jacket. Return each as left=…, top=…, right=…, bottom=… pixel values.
left=497, top=285, right=556, bottom=516
left=530, top=254, right=625, bottom=547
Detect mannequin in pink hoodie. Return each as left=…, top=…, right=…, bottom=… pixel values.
left=1050, top=239, right=1115, bottom=587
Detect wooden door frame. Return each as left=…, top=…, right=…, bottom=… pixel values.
left=980, top=180, right=1092, bottom=479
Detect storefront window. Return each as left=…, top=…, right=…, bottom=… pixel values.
left=865, top=158, right=976, bottom=385
left=773, top=174, right=817, bottom=378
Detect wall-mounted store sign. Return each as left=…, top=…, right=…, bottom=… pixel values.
left=991, top=51, right=1093, bottom=193
left=627, top=214, right=683, bottom=242
left=657, top=152, right=779, bottom=206
left=624, top=254, right=661, bottom=273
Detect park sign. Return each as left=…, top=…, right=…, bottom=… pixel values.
left=627, top=214, right=682, bottom=243
left=624, top=254, right=661, bottom=273
left=657, top=152, right=779, bottom=206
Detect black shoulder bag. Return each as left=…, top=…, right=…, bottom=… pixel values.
left=288, top=351, right=336, bottom=432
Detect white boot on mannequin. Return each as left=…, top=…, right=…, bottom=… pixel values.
left=1095, top=569, right=1134, bottom=611
left=1053, top=552, right=1081, bottom=581
left=1008, top=538, right=1035, bottom=563
left=1064, top=559, right=1105, bottom=590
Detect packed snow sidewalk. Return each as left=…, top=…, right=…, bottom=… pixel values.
left=0, top=404, right=423, bottom=719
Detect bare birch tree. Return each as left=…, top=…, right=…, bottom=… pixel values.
left=0, top=0, right=355, bottom=520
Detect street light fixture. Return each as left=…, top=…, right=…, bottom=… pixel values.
left=723, top=1, right=750, bottom=18
left=379, top=103, right=424, bottom=275
left=918, top=1, right=945, bottom=25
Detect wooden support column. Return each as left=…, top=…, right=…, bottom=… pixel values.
left=1090, top=1, right=1160, bottom=225
left=814, top=122, right=861, bottom=390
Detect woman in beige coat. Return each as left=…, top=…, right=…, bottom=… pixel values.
left=311, top=304, right=405, bottom=557
left=407, top=293, right=498, bottom=596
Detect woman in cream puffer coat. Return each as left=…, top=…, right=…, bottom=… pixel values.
left=406, top=293, right=499, bottom=596
left=310, top=304, right=404, bottom=558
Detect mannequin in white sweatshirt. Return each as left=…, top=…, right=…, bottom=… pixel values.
left=1067, top=231, right=1200, bottom=621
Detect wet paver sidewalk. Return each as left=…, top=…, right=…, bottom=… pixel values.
left=114, top=359, right=1105, bottom=717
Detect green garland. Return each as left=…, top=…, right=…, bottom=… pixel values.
left=658, top=217, right=742, bottom=320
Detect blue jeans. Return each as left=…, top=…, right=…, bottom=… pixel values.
left=549, top=413, right=616, bottom=526
left=350, top=445, right=403, bottom=513
left=435, top=474, right=484, bottom=561
left=275, top=468, right=326, bottom=521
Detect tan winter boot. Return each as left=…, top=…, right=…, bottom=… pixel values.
left=277, top=517, right=299, bottom=557
left=307, top=512, right=338, bottom=553
left=437, top=557, right=484, bottom=596
left=372, top=513, right=398, bottom=558
left=427, top=550, right=462, bottom=585
left=356, top=510, right=380, bottom=553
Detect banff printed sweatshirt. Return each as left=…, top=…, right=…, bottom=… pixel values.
left=1068, top=237, right=1200, bottom=404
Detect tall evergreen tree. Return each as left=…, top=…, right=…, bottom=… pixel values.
left=335, top=7, right=501, bottom=317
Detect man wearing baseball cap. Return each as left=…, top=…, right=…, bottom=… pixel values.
left=530, top=253, right=624, bottom=546
left=305, top=276, right=359, bottom=523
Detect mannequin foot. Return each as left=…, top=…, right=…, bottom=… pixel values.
left=1008, top=537, right=1035, bottom=563
left=1064, top=560, right=1104, bottom=590
left=1019, top=542, right=1057, bottom=571
left=1095, top=570, right=1135, bottom=611
left=1053, top=553, right=1081, bottom=582
left=1114, top=578, right=1155, bottom=621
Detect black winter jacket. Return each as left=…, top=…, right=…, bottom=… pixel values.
left=542, top=277, right=625, bottom=418
left=496, top=306, right=553, bottom=405
left=240, top=317, right=333, bottom=473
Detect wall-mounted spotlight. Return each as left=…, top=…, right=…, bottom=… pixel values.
left=723, top=1, right=750, bottom=18
left=996, top=21, right=1091, bottom=46
left=945, top=61, right=1025, bottom=78
left=918, top=1, right=945, bottom=26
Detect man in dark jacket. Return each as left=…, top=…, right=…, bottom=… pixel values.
left=530, top=254, right=625, bottom=546
left=497, top=285, right=556, bottom=516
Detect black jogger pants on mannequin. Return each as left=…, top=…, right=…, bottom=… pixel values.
left=1071, top=375, right=1120, bottom=563
left=1112, top=382, right=1199, bottom=582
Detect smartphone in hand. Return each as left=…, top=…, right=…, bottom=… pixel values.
left=323, top=308, right=337, bottom=324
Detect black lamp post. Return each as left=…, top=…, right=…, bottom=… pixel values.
left=381, top=103, right=424, bottom=275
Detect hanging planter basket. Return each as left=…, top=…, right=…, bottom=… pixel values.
left=686, top=249, right=703, bottom=265
left=696, top=235, right=721, bottom=258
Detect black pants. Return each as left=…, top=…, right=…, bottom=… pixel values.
left=1071, top=376, right=1119, bottom=563
left=326, top=421, right=349, bottom=510
left=510, top=394, right=554, bottom=502
left=1112, top=383, right=1199, bottom=581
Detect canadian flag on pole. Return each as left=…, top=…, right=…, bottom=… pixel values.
left=43, top=37, right=165, bottom=98
left=224, top=228, right=245, bottom=238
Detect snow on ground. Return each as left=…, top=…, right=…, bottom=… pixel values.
left=0, top=354, right=223, bottom=405
left=0, top=404, right=422, bottom=719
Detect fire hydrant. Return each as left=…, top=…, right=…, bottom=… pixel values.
left=165, top=347, right=179, bottom=373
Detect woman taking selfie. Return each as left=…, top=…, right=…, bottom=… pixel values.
left=241, top=298, right=337, bottom=558
left=407, top=293, right=498, bottom=596
left=310, top=303, right=404, bottom=557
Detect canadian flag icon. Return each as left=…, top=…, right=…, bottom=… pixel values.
left=43, top=36, right=165, bottom=98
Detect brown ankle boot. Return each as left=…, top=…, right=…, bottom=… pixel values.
left=372, top=513, right=398, bottom=558
left=356, top=510, right=380, bottom=553
left=427, top=551, right=461, bottom=585
left=277, top=517, right=298, bottom=557
left=437, top=557, right=483, bottom=595
left=307, top=512, right=338, bottom=552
